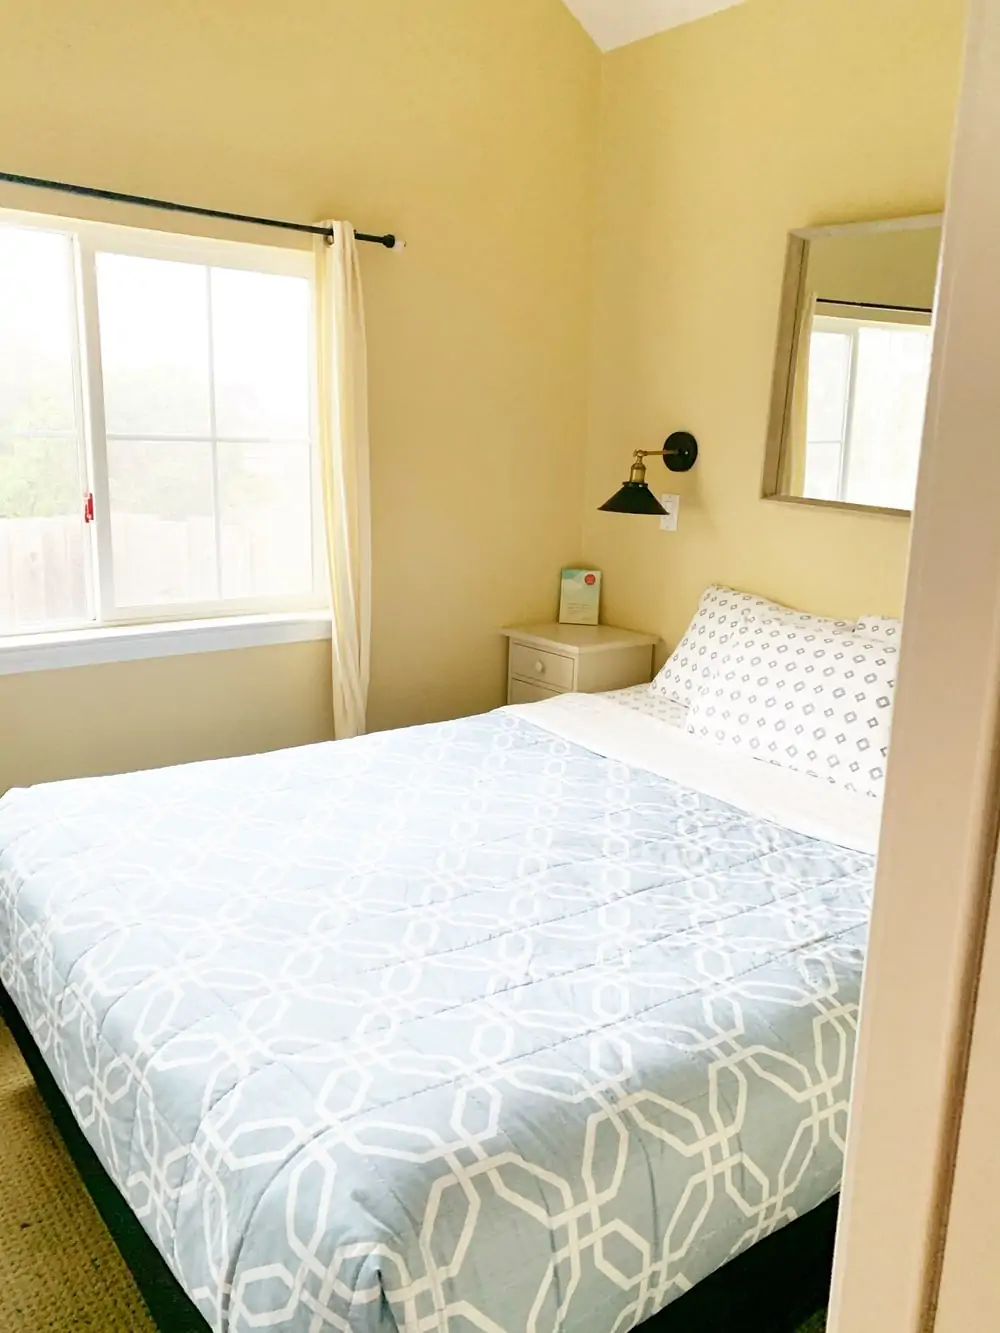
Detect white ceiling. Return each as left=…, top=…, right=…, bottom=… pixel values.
left=561, top=0, right=746, bottom=51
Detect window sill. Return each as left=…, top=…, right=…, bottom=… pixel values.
left=0, top=612, right=332, bottom=677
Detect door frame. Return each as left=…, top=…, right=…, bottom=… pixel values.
left=828, top=2, right=1000, bottom=1329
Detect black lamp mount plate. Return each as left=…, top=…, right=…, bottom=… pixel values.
left=662, top=431, right=699, bottom=473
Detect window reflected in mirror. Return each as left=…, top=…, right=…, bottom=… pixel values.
left=763, top=218, right=942, bottom=515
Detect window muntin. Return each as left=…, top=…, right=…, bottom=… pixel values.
left=804, top=313, right=933, bottom=511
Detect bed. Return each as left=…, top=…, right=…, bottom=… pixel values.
left=0, top=682, right=877, bottom=1333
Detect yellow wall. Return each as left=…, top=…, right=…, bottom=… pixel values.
left=0, top=0, right=971, bottom=791
left=0, top=0, right=599, bottom=789
left=581, top=0, right=966, bottom=662
left=806, top=226, right=942, bottom=311
left=0, top=644, right=333, bottom=791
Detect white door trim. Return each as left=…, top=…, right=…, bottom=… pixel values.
left=828, top=3, right=1000, bottom=1330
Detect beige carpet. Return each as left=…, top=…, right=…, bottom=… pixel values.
left=0, top=1017, right=828, bottom=1333
left=0, top=1019, right=155, bottom=1332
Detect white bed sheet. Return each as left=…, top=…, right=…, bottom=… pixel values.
left=507, top=686, right=883, bottom=855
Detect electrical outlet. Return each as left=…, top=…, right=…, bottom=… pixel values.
left=660, top=495, right=680, bottom=532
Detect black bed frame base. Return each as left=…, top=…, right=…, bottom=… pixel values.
left=1, top=985, right=835, bottom=1333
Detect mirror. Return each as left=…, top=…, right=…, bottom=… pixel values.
left=762, top=216, right=942, bottom=515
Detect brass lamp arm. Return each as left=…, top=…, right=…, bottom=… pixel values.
left=626, top=433, right=699, bottom=483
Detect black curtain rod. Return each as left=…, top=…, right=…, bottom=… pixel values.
left=816, top=297, right=932, bottom=315
left=0, top=170, right=398, bottom=249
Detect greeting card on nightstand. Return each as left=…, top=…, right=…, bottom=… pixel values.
left=559, top=569, right=601, bottom=626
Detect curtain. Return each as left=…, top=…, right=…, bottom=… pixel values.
left=314, top=222, right=372, bottom=739
left=787, top=290, right=816, bottom=494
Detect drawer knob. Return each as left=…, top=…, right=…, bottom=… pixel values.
left=534, top=660, right=545, bottom=674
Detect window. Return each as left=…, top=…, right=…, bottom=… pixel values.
left=0, top=212, right=321, bottom=637
left=804, top=313, right=933, bottom=511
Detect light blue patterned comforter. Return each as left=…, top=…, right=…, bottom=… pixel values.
left=0, top=710, right=873, bottom=1333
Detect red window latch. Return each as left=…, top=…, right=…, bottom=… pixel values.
left=83, top=492, right=95, bottom=524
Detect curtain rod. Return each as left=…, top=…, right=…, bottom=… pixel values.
left=816, top=297, right=933, bottom=315
left=0, top=170, right=398, bottom=249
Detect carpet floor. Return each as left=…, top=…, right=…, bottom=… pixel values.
left=0, top=1018, right=155, bottom=1332
left=0, top=1017, right=828, bottom=1333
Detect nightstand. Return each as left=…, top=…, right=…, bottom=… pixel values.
left=500, top=623, right=658, bottom=705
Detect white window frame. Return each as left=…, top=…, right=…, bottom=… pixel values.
left=0, top=207, right=327, bottom=654
left=808, top=307, right=933, bottom=504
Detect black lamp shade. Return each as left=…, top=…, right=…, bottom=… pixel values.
left=599, top=482, right=668, bottom=516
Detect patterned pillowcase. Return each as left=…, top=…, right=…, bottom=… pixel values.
left=651, top=584, right=855, bottom=708
left=856, top=615, right=902, bottom=645
left=685, top=618, right=898, bottom=797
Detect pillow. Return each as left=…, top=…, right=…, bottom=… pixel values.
left=651, top=584, right=855, bottom=708
left=856, top=615, right=902, bottom=645
left=685, top=617, right=898, bottom=797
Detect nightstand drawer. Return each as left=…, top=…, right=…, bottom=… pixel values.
left=509, top=677, right=563, bottom=705
left=508, top=642, right=575, bottom=691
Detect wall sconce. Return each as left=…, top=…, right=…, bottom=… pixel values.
left=599, top=432, right=699, bottom=515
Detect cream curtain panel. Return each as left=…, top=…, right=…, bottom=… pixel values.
left=787, top=290, right=817, bottom=494
left=314, top=222, right=372, bottom=739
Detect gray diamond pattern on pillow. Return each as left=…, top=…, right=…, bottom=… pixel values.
left=651, top=585, right=855, bottom=709
left=855, top=615, right=902, bottom=645
left=685, top=618, right=898, bottom=797
left=602, top=684, right=690, bottom=725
